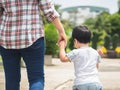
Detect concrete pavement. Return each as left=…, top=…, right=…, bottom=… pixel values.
left=0, top=58, right=120, bottom=90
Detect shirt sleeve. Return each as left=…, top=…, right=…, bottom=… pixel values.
left=39, top=0, right=60, bottom=22
left=66, top=50, right=78, bottom=62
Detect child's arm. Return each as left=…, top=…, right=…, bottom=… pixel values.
left=96, top=63, right=99, bottom=69
left=96, top=53, right=101, bottom=69
left=59, top=41, right=70, bottom=62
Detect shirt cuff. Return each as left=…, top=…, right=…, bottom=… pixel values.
left=45, top=10, right=60, bottom=22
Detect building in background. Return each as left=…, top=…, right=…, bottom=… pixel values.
left=60, top=6, right=109, bottom=25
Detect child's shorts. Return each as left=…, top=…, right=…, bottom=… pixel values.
left=73, top=82, right=102, bottom=90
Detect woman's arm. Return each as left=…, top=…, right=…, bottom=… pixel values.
left=39, top=0, right=67, bottom=45
left=52, top=18, right=67, bottom=45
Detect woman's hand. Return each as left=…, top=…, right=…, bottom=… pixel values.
left=57, top=32, right=67, bottom=47
left=52, top=17, right=67, bottom=47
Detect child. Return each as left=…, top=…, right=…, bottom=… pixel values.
left=59, top=26, right=102, bottom=90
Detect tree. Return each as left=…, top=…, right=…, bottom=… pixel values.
left=91, top=30, right=103, bottom=49
left=118, top=0, right=120, bottom=14
left=109, top=14, right=120, bottom=37
left=112, top=34, right=119, bottom=49
left=94, top=12, right=111, bottom=32
left=83, top=18, right=96, bottom=29
left=84, top=12, right=120, bottom=50
left=104, top=35, right=111, bottom=50
left=84, top=12, right=111, bottom=48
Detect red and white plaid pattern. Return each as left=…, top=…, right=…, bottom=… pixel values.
left=0, top=0, right=59, bottom=49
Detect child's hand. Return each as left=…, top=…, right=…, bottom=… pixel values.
left=59, top=41, right=66, bottom=48
left=97, top=49, right=103, bottom=56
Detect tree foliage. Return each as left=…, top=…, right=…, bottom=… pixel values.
left=91, top=30, right=103, bottom=49
left=68, top=37, right=74, bottom=50
left=84, top=11, right=120, bottom=50
left=104, top=35, right=111, bottom=50
left=112, top=34, right=119, bottom=49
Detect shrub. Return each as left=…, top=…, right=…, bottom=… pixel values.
left=68, top=37, right=74, bottom=50
left=45, top=23, right=58, bottom=55
left=101, top=46, right=107, bottom=54
left=115, top=47, right=120, bottom=54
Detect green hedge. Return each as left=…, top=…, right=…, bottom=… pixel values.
left=45, top=23, right=59, bottom=56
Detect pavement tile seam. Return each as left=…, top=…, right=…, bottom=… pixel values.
left=54, top=79, right=73, bottom=90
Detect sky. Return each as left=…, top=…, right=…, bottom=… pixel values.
left=53, top=0, right=119, bottom=14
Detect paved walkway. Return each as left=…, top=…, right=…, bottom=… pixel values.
left=0, top=58, right=120, bottom=90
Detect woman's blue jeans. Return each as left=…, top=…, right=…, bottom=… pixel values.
left=0, top=37, right=45, bottom=90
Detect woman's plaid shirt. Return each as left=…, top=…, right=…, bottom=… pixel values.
left=0, top=0, right=59, bottom=49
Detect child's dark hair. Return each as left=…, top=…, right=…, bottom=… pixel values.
left=72, top=25, right=91, bottom=43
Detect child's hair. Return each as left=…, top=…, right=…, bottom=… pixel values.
left=72, top=25, right=91, bottom=43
